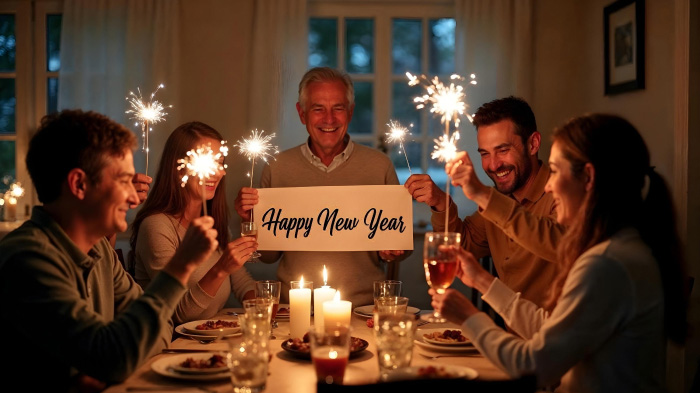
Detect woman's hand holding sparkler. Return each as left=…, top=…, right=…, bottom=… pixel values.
left=404, top=174, right=448, bottom=212
left=446, top=151, right=490, bottom=209
left=234, top=187, right=258, bottom=222
left=164, top=216, right=218, bottom=286
left=130, top=173, right=153, bottom=208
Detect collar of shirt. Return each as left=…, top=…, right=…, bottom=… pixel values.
left=516, top=161, right=551, bottom=206
left=31, top=206, right=101, bottom=269
left=300, top=135, right=354, bottom=173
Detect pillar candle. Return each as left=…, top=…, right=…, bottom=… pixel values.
left=289, top=277, right=312, bottom=339
left=323, top=291, right=352, bottom=329
left=3, top=197, right=17, bottom=221
left=313, top=265, right=336, bottom=331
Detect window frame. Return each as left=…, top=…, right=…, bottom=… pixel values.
left=309, top=0, right=455, bottom=176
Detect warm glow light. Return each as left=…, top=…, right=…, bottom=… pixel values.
left=323, top=265, right=328, bottom=286
left=333, top=291, right=341, bottom=302
left=177, top=141, right=228, bottom=187
left=385, top=120, right=413, bottom=174
left=125, top=84, right=170, bottom=126
left=235, top=129, right=279, bottom=189
left=406, top=72, right=476, bottom=128
left=9, top=182, right=24, bottom=198
left=431, top=131, right=461, bottom=163
left=300, top=276, right=305, bottom=287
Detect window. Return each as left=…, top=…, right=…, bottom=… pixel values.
left=0, top=1, right=61, bottom=207
left=308, top=2, right=456, bottom=185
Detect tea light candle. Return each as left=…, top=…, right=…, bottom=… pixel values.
left=314, top=265, right=336, bottom=331
left=323, top=291, right=352, bottom=329
left=3, top=196, right=17, bottom=221
left=289, top=276, right=312, bottom=339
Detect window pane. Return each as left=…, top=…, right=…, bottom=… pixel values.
left=309, top=18, right=337, bottom=68
left=429, top=18, right=455, bottom=75
left=345, top=19, right=373, bottom=74
left=0, top=78, right=15, bottom=134
left=348, top=81, right=372, bottom=135
left=0, top=15, right=15, bottom=72
left=47, top=14, right=62, bottom=72
left=391, top=81, right=420, bottom=134
left=48, top=78, right=59, bottom=114
left=392, top=19, right=421, bottom=75
left=0, top=140, right=15, bottom=183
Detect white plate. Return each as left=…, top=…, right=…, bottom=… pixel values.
left=414, top=328, right=476, bottom=353
left=382, top=365, right=478, bottom=381
left=174, top=324, right=242, bottom=340
left=420, top=328, right=471, bottom=346
left=180, top=319, right=240, bottom=336
left=275, top=304, right=290, bottom=320
left=353, top=305, right=421, bottom=317
left=151, top=354, right=230, bottom=381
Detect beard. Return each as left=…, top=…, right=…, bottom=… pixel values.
left=488, top=156, right=533, bottom=195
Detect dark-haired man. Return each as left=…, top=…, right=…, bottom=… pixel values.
left=406, top=96, right=564, bottom=308
left=0, top=110, right=218, bottom=392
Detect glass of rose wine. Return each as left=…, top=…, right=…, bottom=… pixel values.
left=241, top=221, right=261, bottom=263
left=423, top=231, right=461, bottom=323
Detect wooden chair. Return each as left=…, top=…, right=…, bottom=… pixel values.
left=317, top=374, right=537, bottom=393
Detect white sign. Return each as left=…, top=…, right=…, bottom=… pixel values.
left=254, top=185, right=413, bottom=251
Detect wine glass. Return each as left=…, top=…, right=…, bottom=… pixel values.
left=255, top=280, right=281, bottom=331
left=423, top=231, right=461, bottom=323
left=241, top=221, right=261, bottom=263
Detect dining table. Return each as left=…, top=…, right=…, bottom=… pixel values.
left=103, top=307, right=508, bottom=393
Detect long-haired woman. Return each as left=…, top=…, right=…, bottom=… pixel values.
left=431, top=114, right=688, bottom=391
left=129, top=121, right=257, bottom=325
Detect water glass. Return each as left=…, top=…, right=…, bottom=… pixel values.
left=373, top=280, right=402, bottom=312
left=255, top=280, right=281, bottom=329
left=228, top=338, right=269, bottom=393
left=242, top=298, right=273, bottom=340
left=374, top=313, right=417, bottom=379
left=374, top=296, right=409, bottom=315
left=309, top=324, right=352, bottom=385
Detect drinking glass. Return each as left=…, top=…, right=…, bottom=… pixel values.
left=255, top=280, right=281, bottom=330
left=374, top=313, right=417, bottom=380
left=241, top=221, right=261, bottom=262
left=309, top=324, right=352, bottom=385
left=373, top=280, right=402, bottom=313
left=374, top=296, right=409, bottom=316
left=227, top=336, right=269, bottom=393
left=242, top=298, right=273, bottom=340
left=423, top=232, right=461, bottom=323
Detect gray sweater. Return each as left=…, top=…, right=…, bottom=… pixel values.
left=134, top=213, right=256, bottom=325
left=259, top=142, right=401, bottom=307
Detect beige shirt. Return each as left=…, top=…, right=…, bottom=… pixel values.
left=432, top=164, right=564, bottom=307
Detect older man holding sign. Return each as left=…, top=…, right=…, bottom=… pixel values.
left=235, top=67, right=412, bottom=306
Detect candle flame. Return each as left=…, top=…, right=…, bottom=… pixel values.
left=329, top=350, right=338, bottom=359
left=177, top=141, right=228, bottom=187
left=300, top=276, right=304, bottom=287
left=323, top=265, right=328, bottom=286
left=0, top=199, right=3, bottom=206
left=333, top=291, right=341, bottom=301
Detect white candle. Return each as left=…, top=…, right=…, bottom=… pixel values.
left=289, top=276, right=312, bottom=339
left=323, top=291, right=352, bottom=329
left=3, top=197, right=17, bottom=221
left=314, top=265, right=336, bottom=331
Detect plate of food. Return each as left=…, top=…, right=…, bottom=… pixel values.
left=353, top=305, right=421, bottom=317
left=420, top=328, right=471, bottom=346
left=180, top=319, right=240, bottom=336
left=414, top=328, right=477, bottom=353
left=280, top=334, right=369, bottom=360
left=275, top=304, right=290, bottom=320
left=382, top=365, right=478, bottom=382
left=151, top=353, right=230, bottom=381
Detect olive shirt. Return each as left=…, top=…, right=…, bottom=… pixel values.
left=0, top=206, right=184, bottom=391
left=431, top=164, right=563, bottom=307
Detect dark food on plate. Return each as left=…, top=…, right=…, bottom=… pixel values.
left=417, top=366, right=458, bottom=378
left=179, top=354, right=226, bottom=369
left=285, top=333, right=365, bottom=353
left=195, top=319, right=238, bottom=330
left=277, top=307, right=290, bottom=315
left=423, top=329, right=468, bottom=343
left=366, top=317, right=374, bottom=328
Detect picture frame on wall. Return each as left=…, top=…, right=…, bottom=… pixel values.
left=604, top=0, right=645, bottom=95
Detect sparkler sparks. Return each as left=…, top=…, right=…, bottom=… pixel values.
left=177, top=141, right=228, bottom=216
left=125, top=84, right=172, bottom=176
left=385, top=120, right=413, bottom=174
left=8, top=182, right=24, bottom=199
left=235, top=129, right=279, bottom=187
left=406, top=73, right=476, bottom=128
left=431, top=132, right=460, bottom=163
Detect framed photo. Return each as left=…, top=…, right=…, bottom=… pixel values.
left=604, top=0, right=645, bottom=95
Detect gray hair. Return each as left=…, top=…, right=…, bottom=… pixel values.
left=298, top=67, right=354, bottom=110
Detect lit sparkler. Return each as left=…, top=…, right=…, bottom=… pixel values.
left=7, top=182, right=24, bottom=199
left=385, top=120, right=413, bottom=175
left=235, top=129, right=279, bottom=188
left=177, top=141, right=228, bottom=216
left=126, top=84, right=172, bottom=176
left=431, top=132, right=460, bottom=163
